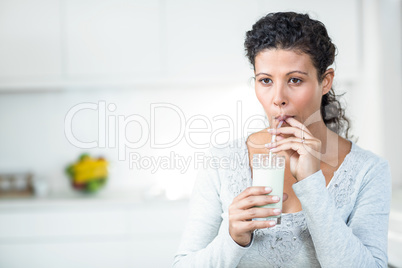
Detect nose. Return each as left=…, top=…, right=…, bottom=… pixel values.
left=273, top=83, right=288, bottom=107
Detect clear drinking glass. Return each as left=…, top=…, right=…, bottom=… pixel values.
left=252, top=153, right=286, bottom=224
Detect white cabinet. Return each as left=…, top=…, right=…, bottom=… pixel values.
left=0, top=197, right=188, bottom=268
left=63, top=0, right=161, bottom=77
left=0, top=0, right=62, bottom=79
left=0, top=241, right=132, bottom=268
left=0, top=0, right=361, bottom=90
left=0, top=208, right=128, bottom=238
left=164, top=0, right=261, bottom=83
left=0, top=0, right=163, bottom=90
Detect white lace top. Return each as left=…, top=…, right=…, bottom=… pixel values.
left=173, top=137, right=391, bottom=268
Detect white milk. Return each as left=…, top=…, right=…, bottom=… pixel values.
left=252, top=154, right=285, bottom=223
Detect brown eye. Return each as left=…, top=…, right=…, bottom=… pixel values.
left=289, top=78, right=302, bottom=84
left=260, top=78, right=272, bottom=85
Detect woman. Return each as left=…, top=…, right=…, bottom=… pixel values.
left=173, top=12, right=391, bottom=267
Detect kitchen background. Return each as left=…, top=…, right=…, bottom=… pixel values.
left=0, top=0, right=401, bottom=267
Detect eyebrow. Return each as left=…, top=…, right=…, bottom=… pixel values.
left=255, top=71, right=309, bottom=77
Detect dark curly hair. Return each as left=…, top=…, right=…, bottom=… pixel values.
left=244, top=12, right=351, bottom=138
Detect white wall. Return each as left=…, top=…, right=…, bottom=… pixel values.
left=379, top=0, right=402, bottom=188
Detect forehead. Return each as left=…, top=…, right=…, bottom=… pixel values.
left=254, top=49, right=315, bottom=74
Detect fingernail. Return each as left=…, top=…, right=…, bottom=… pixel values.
left=272, top=195, right=279, bottom=201
left=270, top=148, right=279, bottom=152
left=267, top=128, right=274, bottom=133
left=273, top=209, right=281, bottom=214
left=265, top=143, right=272, bottom=148
left=268, top=221, right=276, bottom=227
left=265, top=187, right=272, bottom=193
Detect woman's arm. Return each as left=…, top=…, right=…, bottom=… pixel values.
left=173, top=150, right=252, bottom=267
left=293, top=159, right=391, bottom=268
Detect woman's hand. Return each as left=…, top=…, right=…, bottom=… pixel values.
left=266, top=117, right=321, bottom=181
left=228, top=186, right=288, bottom=247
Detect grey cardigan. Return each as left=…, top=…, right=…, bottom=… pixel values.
left=173, top=138, right=391, bottom=267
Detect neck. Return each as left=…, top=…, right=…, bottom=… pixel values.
left=306, top=120, right=340, bottom=164
left=307, top=120, right=329, bottom=149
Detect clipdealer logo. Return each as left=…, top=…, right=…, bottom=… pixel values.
left=64, top=100, right=266, bottom=165
left=64, top=100, right=339, bottom=171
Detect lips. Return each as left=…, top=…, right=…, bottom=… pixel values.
left=275, top=115, right=295, bottom=122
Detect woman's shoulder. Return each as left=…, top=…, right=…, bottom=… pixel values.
left=343, top=142, right=392, bottom=209
left=347, top=141, right=390, bottom=179
left=349, top=141, right=388, bottom=166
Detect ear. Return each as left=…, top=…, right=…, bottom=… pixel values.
left=321, top=68, right=334, bottom=95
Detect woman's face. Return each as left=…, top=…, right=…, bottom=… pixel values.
left=254, top=49, right=333, bottom=129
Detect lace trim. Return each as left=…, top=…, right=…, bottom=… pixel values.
left=254, top=213, right=310, bottom=267
left=328, top=143, right=369, bottom=209
left=227, top=142, right=251, bottom=198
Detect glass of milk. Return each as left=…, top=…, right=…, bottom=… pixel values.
left=252, top=153, right=285, bottom=224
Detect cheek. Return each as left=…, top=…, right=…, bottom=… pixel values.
left=296, top=89, right=320, bottom=108
left=255, top=88, right=270, bottom=106
left=296, top=93, right=322, bottom=123
left=296, top=94, right=312, bottom=107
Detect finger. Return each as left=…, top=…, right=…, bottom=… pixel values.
left=285, top=117, right=312, bottom=135
left=233, top=186, right=272, bottom=203
left=270, top=140, right=321, bottom=160
left=269, top=140, right=307, bottom=154
left=268, top=127, right=312, bottom=140
left=276, top=135, right=285, bottom=141
left=233, top=219, right=277, bottom=233
left=235, top=194, right=280, bottom=210
left=265, top=136, right=307, bottom=149
left=232, top=207, right=282, bottom=221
